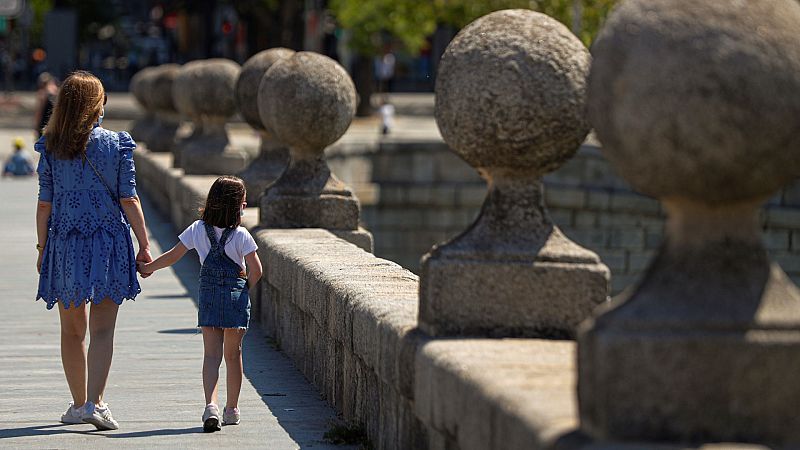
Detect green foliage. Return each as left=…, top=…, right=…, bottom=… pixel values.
left=29, top=0, right=54, bottom=46
left=329, top=0, right=437, bottom=56
left=330, top=0, right=618, bottom=56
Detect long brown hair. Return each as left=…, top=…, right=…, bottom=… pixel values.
left=44, top=70, right=106, bottom=159
left=200, top=176, right=246, bottom=229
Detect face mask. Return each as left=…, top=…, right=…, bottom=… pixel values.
left=98, top=108, right=105, bottom=125
left=240, top=207, right=245, bottom=217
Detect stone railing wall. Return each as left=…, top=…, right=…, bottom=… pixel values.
left=328, top=138, right=800, bottom=293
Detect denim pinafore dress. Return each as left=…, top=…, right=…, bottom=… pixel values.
left=198, top=223, right=251, bottom=329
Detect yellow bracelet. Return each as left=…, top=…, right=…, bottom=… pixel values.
left=36, top=243, right=45, bottom=251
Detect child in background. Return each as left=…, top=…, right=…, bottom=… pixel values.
left=137, top=176, right=262, bottom=432
left=3, top=137, right=35, bottom=177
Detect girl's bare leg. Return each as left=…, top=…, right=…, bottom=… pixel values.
left=87, top=298, right=119, bottom=405
left=201, top=327, right=224, bottom=405
left=58, top=301, right=88, bottom=407
left=223, top=328, right=246, bottom=409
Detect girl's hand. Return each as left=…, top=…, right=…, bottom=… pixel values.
left=136, top=261, right=153, bottom=277
left=136, top=247, right=153, bottom=278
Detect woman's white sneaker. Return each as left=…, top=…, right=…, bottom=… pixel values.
left=202, top=404, right=221, bottom=432
left=81, top=401, right=119, bottom=430
left=60, top=402, right=84, bottom=424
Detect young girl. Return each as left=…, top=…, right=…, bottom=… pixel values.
left=138, top=176, right=262, bottom=432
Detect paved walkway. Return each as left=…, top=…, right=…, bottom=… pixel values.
left=0, top=175, right=353, bottom=449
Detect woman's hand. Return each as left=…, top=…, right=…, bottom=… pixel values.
left=136, top=247, right=153, bottom=278
left=36, top=251, right=43, bottom=274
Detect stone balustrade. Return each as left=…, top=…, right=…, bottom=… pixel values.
left=130, top=1, right=800, bottom=447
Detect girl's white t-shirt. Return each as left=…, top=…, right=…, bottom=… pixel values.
left=178, top=220, right=258, bottom=270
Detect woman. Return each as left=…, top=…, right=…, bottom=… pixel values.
left=35, top=71, right=151, bottom=431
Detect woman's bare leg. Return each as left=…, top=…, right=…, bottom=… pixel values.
left=201, top=327, right=224, bottom=405
left=58, top=301, right=88, bottom=406
left=223, top=328, right=246, bottom=409
left=87, top=298, right=119, bottom=405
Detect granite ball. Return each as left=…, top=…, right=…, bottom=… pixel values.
left=172, top=60, right=207, bottom=119
left=435, top=9, right=591, bottom=174
left=190, top=59, right=240, bottom=118
left=258, top=52, right=356, bottom=155
left=147, top=64, right=180, bottom=114
left=236, top=48, right=295, bottom=131
left=589, top=0, right=800, bottom=204
left=130, top=67, right=157, bottom=111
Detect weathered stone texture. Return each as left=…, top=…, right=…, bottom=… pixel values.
left=420, top=9, right=609, bottom=338
left=579, top=0, right=800, bottom=445
left=258, top=52, right=364, bottom=231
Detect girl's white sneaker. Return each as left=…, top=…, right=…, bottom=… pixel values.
left=81, top=401, right=119, bottom=430
left=223, top=407, right=240, bottom=425
left=60, top=402, right=84, bottom=424
left=202, top=404, right=221, bottom=432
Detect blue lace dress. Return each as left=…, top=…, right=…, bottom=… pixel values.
left=35, top=125, right=141, bottom=309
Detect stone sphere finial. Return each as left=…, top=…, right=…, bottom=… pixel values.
left=147, top=64, right=180, bottom=115
left=236, top=48, right=295, bottom=132
left=435, top=9, right=591, bottom=175
left=258, top=51, right=362, bottom=231
left=259, top=51, right=357, bottom=156
left=172, top=60, right=206, bottom=121
left=589, top=0, right=800, bottom=205
left=189, top=58, right=240, bottom=120
left=129, top=67, right=158, bottom=144
left=419, top=9, right=607, bottom=339
left=579, top=0, right=800, bottom=445
left=142, top=64, right=181, bottom=153
left=129, top=67, right=153, bottom=110
left=173, top=59, right=247, bottom=175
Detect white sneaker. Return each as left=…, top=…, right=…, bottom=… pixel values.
left=60, top=402, right=84, bottom=424
left=202, top=404, right=221, bottom=432
left=81, top=401, right=119, bottom=430
left=223, top=407, right=240, bottom=426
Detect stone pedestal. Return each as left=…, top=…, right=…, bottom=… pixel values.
left=418, top=10, right=609, bottom=338
left=421, top=180, right=607, bottom=338
left=147, top=64, right=181, bottom=153
left=181, top=119, right=249, bottom=175
left=578, top=0, right=800, bottom=445
left=238, top=134, right=289, bottom=204
left=129, top=67, right=157, bottom=145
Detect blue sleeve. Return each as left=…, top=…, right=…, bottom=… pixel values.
left=34, top=137, right=53, bottom=202
left=117, top=131, right=137, bottom=198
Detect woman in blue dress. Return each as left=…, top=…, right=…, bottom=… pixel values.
left=35, top=71, right=152, bottom=430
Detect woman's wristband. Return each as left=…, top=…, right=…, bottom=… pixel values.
left=36, top=243, right=45, bottom=251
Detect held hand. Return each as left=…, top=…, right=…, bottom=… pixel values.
left=136, top=260, right=153, bottom=277
left=136, top=248, right=153, bottom=278
left=36, top=252, right=43, bottom=274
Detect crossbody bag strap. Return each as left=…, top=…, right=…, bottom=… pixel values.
left=82, top=133, right=127, bottom=223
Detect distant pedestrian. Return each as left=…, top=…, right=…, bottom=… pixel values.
left=3, top=137, right=35, bottom=177
left=34, top=72, right=58, bottom=138
left=379, top=98, right=395, bottom=135
left=137, top=175, right=263, bottom=433
left=35, top=70, right=151, bottom=431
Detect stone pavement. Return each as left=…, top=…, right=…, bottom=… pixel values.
left=0, top=174, right=356, bottom=449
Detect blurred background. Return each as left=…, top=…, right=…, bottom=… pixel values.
left=0, top=0, right=614, bottom=98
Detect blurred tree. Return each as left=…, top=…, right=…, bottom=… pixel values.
left=29, top=0, right=54, bottom=47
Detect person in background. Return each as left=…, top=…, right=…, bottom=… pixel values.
left=34, top=72, right=58, bottom=138
left=3, top=137, right=35, bottom=177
